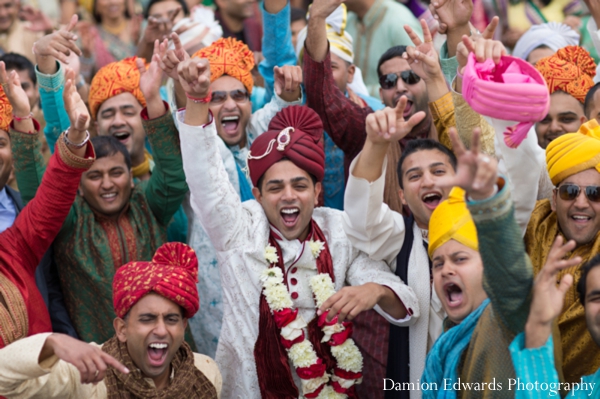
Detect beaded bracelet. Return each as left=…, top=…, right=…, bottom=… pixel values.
left=186, top=90, right=212, bottom=104
left=13, top=113, right=33, bottom=122
left=63, top=127, right=90, bottom=149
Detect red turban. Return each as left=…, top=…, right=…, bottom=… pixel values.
left=88, top=57, right=147, bottom=120
left=112, top=243, right=199, bottom=319
left=247, top=105, right=324, bottom=186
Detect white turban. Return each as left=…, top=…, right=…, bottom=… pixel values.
left=513, top=22, right=580, bottom=61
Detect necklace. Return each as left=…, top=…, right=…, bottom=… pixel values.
left=261, top=241, right=363, bottom=398
left=102, top=19, right=127, bottom=36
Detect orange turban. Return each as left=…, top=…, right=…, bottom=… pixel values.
left=112, top=243, right=200, bottom=319
left=546, top=119, right=600, bottom=185
left=88, top=57, right=147, bottom=120
left=192, top=37, right=255, bottom=94
left=535, top=45, right=596, bottom=103
left=0, top=86, right=12, bottom=132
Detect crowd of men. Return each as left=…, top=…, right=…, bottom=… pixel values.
left=0, top=0, right=600, bottom=397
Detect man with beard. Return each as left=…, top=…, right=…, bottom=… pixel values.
left=0, top=243, right=222, bottom=399
left=13, top=46, right=188, bottom=345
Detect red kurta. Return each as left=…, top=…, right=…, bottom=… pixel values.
left=0, top=132, right=94, bottom=348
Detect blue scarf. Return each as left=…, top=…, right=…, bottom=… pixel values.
left=235, top=163, right=254, bottom=202
left=422, top=299, right=491, bottom=399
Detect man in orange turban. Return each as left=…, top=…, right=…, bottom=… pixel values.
left=534, top=46, right=596, bottom=148
left=525, top=118, right=600, bottom=383
left=0, top=243, right=223, bottom=399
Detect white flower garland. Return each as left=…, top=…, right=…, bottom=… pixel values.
left=260, top=241, right=364, bottom=398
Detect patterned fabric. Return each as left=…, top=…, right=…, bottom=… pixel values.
left=89, top=57, right=147, bottom=120
left=428, top=187, right=478, bottom=257
left=192, top=37, right=255, bottom=94
left=1, top=130, right=94, bottom=349
left=113, top=243, right=199, bottom=319
left=546, top=119, right=600, bottom=186
left=248, top=106, right=325, bottom=186
left=94, top=26, right=138, bottom=70
left=102, top=336, right=217, bottom=399
left=0, top=85, right=12, bottom=132
left=535, top=46, right=596, bottom=103
left=524, top=200, right=600, bottom=383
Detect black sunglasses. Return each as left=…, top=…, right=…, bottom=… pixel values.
left=210, top=89, right=250, bottom=104
left=557, top=184, right=600, bottom=203
left=379, top=71, right=421, bottom=89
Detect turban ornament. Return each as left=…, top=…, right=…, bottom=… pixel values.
left=0, top=85, right=12, bottom=132
left=247, top=105, right=325, bottom=187
left=113, top=242, right=200, bottom=319
left=89, top=57, right=147, bottom=120
left=192, top=37, right=255, bottom=94
left=428, top=187, right=479, bottom=258
left=535, top=45, right=596, bottom=103
left=546, top=119, right=600, bottom=186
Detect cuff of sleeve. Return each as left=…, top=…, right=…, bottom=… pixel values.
left=9, top=119, right=41, bottom=135
left=35, top=62, right=64, bottom=93
left=176, top=109, right=215, bottom=129
left=509, top=332, right=555, bottom=370
left=23, top=333, right=59, bottom=375
left=467, top=177, right=512, bottom=222
left=429, top=91, right=454, bottom=119
left=273, top=90, right=304, bottom=107
left=56, top=132, right=96, bottom=169
left=141, top=101, right=170, bottom=121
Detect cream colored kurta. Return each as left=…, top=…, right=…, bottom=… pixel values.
left=0, top=333, right=222, bottom=398
left=0, top=20, right=42, bottom=64
left=177, top=111, right=419, bottom=399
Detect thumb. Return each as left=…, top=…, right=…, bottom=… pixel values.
left=482, top=16, right=499, bottom=40
left=557, top=274, right=573, bottom=295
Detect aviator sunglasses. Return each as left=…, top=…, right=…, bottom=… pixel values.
left=378, top=71, right=421, bottom=90
left=210, top=89, right=250, bottom=104
left=557, top=184, right=600, bottom=203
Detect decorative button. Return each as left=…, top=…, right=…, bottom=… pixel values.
left=291, top=278, right=298, bottom=286
left=291, top=267, right=298, bottom=274
left=291, top=292, right=299, bottom=299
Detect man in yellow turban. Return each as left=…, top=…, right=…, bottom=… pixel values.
left=422, top=132, right=537, bottom=395
left=534, top=46, right=595, bottom=148
left=525, top=118, right=600, bottom=383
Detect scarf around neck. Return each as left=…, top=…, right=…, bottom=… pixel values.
left=102, top=336, right=218, bottom=399
left=131, top=150, right=153, bottom=179
left=421, top=299, right=490, bottom=399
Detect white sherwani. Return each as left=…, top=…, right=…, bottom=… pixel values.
left=178, top=111, right=419, bottom=399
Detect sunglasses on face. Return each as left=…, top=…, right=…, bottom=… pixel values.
left=378, top=71, right=421, bottom=90
left=210, top=89, right=250, bottom=104
left=557, top=184, right=600, bottom=203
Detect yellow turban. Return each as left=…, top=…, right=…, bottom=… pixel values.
left=192, top=37, right=255, bottom=94
left=428, top=187, right=479, bottom=258
left=0, top=85, right=12, bottom=132
left=88, top=57, right=147, bottom=121
left=546, top=119, right=600, bottom=186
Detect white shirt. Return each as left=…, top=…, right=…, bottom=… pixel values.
left=177, top=111, right=419, bottom=399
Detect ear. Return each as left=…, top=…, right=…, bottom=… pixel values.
left=252, top=186, right=262, bottom=202
left=182, top=318, right=188, bottom=329
left=398, top=188, right=407, bottom=206
left=114, top=317, right=127, bottom=343
left=551, top=188, right=557, bottom=212
left=129, top=170, right=134, bottom=188
left=581, top=115, right=588, bottom=125
left=78, top=182, right=84, bottom=197
left=314, top=181, right=322, bottom=206
left=346, top=64, right=356, bottom=84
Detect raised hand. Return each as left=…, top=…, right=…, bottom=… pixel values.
left=403, top=19, right=442, bottom=82
left=273, top=65, right=302, bottom=102
left=41, top=334, right=129, bottom=384
left=436, top=127, right=498, bottom=200
left=63, top=67, right=90, bottom=135
left=159, top=32, right=189, bottom=81
left=429, top=0, right=472, bottom=34
left=456, top=17, right=501, bottom=70
left=20, top=5, right=53, bottom=33
left=309, top=0, right=344, bottom=20
left=365, top=96, right=426, bottom=144
left=0, top=62, right=31, bottom=117
left=33, top=14, right=81, bottom=64
left=137, top=39, right=167, bottom=102
left=144, top=8, right=181, bottom=45
left=525, top=236, right=580, bottom=348
left=177, top=57, right=211, bottom=99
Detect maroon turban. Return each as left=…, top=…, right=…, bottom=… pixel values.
left=247, top=105, right=325, bottom=186
left=113, top=243, right=199, bottom=319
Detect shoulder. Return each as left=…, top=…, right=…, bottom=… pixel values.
left=193, top=353, right=222, bottom=393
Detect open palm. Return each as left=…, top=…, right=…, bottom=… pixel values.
left=0, top=62, right=30, bottom=116
left=63, top=67, right=90, bottom=131
left=138, top=40, right=167, bottom=101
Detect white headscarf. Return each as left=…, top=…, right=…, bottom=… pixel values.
left=513, top=22, right=580, bottom=61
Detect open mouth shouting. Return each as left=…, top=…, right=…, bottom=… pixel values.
left=147, top=342, right=169, bottom=367
left=421, top=191, right=443, bottom=210
left=100, top=192, right=118, bottom=203
left=280, top=207, right=300, bottom=228
left=112, top=131, right=131, bottom=145
left=444, top=282, right=464, bottom=309
left=221, top=116, right=240, bottom=137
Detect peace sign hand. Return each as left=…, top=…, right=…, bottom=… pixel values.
left=403, top=19, right=442, bottom=82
